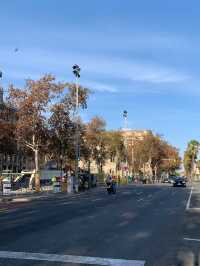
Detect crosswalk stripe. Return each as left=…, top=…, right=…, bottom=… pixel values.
left=0, top=251, right=145, bottom=266
left=0, top=208, right=8, bottom=212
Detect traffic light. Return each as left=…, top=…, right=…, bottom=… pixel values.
left=123, top=110, right=128, bottom=118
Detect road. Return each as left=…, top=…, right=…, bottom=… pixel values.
left=0, top=183, right=199, bottom=266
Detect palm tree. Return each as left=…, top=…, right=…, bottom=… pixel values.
left=184, top=140, right=199, bottom=181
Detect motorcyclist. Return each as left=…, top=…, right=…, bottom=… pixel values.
left=105, top=174, right=112, bottom=186
left=105, top=174, right=116, bottom=194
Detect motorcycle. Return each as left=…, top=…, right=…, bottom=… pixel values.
left=106, top=181, right=116, bottom=194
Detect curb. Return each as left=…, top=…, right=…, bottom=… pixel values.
left=0, top=197, right=13, bottom=203
left=0, top=186, right=104, bottom=204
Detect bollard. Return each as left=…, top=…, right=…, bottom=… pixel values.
left=67, top=175, right=73, bottom=194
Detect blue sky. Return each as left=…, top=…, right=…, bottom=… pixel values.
left=1, top=0, right=200, bottom=156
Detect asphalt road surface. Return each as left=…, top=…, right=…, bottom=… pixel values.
left=0, top=183, right=199, bottom=266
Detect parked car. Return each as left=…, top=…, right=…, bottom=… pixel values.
left=162, top=177, right=170, bottom=183
left=162, top=176, right=177, bottom=184
left=172, top=177, right=186, bottom=187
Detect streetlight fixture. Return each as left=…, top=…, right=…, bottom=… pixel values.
left=72, top=64, right=81, bottom=193
left=123, top=110, right=128, bottom=129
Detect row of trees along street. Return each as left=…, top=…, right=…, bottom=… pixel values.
left=0, top=74, right=181, bottom=191
left=126, top=132, right=181, bottom=180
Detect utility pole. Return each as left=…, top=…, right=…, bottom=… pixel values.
left=72, top=64, right=81, bottom=193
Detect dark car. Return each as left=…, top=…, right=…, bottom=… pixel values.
left=172, top=177, right=186, bottom=187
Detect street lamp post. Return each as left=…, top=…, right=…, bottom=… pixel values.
left=123, top=110, right=128, bottom=178
left=72, top=64, right=81, bottom=193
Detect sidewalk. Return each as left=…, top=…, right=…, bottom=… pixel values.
left=0, top=186, right=105, bottom=204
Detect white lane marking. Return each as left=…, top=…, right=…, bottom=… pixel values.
left=186, top=187, right=193, bottom=210
left=183, top=238, right=200, bottom=242
left=147, top=194, right=152, bottom=198
left=187, top=208, right=200, bottom=212
left=0, top=251, right=145, bottom=266
left=136, top=192, right=143, bottom=196
left=122, top=192, right=132, bottom=195
left=137, top=198, right=144, bottom=202
left=12, top=198, right=30, bottom=203
left=92, top=198, right=103, bottom=202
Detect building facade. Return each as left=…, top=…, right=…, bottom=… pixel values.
left=80, top=129, right=151, bottom=176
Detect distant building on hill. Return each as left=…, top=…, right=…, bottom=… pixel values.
left=80, top=129, right=151, bottom=176
left=120, top=129, right=151, bottom=142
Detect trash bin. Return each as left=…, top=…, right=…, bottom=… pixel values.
left=53, top=181, right=61, bottom=193
left=2, top=178, right=11, bottom=195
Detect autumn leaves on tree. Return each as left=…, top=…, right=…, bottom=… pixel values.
left=7, top=75, right=89, bottom=191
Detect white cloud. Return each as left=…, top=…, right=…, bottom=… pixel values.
left=0, top=46, right=192, bottom=92
left=82, top=55, right=191, bottom=84
left=82, top=80, right=117, bottom=93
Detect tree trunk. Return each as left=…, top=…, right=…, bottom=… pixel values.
left=88, top=160, right=91, bottom=172
left=191, top=155, right=195, bottom=182
left=154, top=165, right=158, bottom=182
left=35, top=148, right=40, bottom=192
left=142, top=164, right=145, bottom=176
